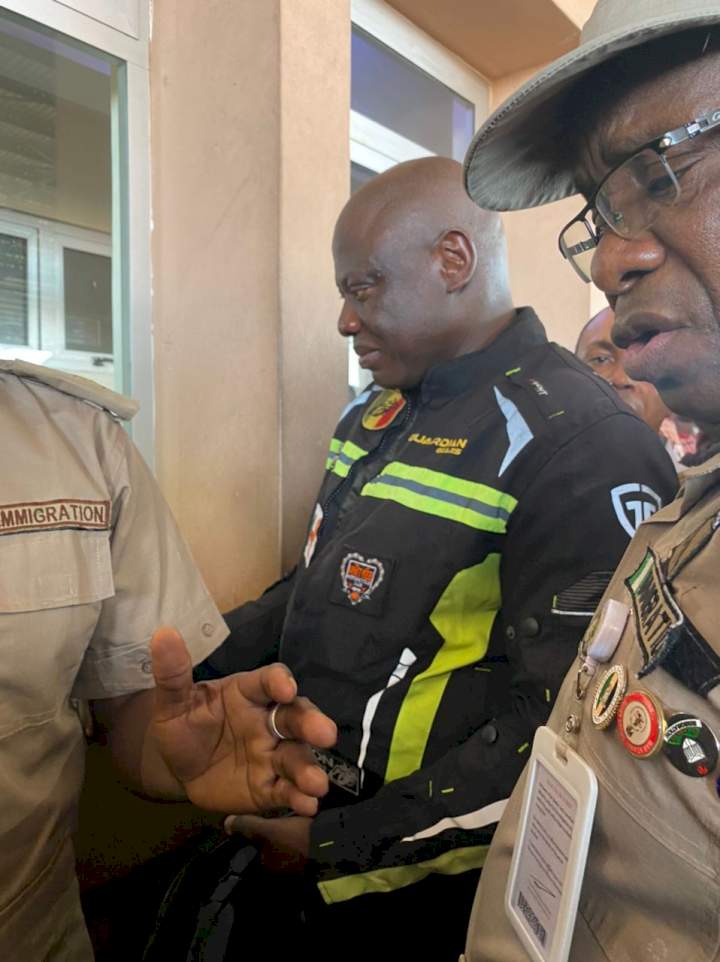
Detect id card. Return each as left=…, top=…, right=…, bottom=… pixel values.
left=506, top=727, right=597, bottom=962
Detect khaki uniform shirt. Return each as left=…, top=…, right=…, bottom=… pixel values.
left=0, top=362, right=228, bottom=962
left=464, top=451, right=720, bottom=962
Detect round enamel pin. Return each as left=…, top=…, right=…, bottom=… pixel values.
left=663, top=713, right=719, bottom=778
left=616, top=690, right=665, bottom=759
left=591, top=665, right=627, bottom=729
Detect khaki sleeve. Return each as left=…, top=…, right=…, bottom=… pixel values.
left=72, top=424, right=228, bottom=699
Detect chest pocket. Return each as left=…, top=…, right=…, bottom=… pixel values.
left=0, top=530, right=114, bottom=739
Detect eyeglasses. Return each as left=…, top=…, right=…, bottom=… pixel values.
left=559, top=108, right=720, bottom=283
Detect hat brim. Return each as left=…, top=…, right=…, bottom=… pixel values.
left=464, top=11, right=720, bottom=211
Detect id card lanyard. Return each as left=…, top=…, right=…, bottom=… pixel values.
left=505, top=727, right=598, bottom=962
left=505, top=599, right=629, bottom=961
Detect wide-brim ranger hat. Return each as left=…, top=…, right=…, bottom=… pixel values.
left=464, top=0, right=720, bottom=212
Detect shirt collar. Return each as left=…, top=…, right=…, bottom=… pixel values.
left=418, top=307, right=547, bottom=402
left=676, top=449, right=720, bottom=514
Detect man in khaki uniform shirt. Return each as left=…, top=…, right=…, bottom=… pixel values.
left=460, top=1, right=720, bottom=959
left=0, top=361, right=335, bottom=961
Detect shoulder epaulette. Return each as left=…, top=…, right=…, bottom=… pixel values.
left=0, top=359, right=138, bottom=421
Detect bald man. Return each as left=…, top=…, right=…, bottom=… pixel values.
left=206, top=158, right=676, bottom=960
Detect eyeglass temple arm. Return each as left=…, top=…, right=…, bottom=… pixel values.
left=660, top=108, right=720, bottom=148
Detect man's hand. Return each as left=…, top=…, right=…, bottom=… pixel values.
left=225, top=814, right=311, bottom=873
left=149, top=627, right=336, bottom=816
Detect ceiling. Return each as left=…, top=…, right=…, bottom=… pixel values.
left=385, top=0, right=592, bottom=79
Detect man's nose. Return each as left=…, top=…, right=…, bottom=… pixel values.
left=608, top=366, right=628, bottom=389
left=595, top=365, right=616, bottom=386
left=338, top=300, right=361, bottom=337
left=591, top=230, right=665, bottom=297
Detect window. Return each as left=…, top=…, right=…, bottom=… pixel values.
left=348, top=0, right=489, bottom=392
left=0, top=1, right=152, bottom=459
left=0, top=210, right=114, bottom=385
left=352, top=27, right=476, bottom=163
left=0, top=11, right=117, bottom=389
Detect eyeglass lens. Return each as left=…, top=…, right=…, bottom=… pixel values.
left=595, top=148, right=680, bottom=238
left=561, top=148, right=682, bottom=281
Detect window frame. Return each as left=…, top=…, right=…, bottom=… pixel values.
left=0, top=208, right=114, bottom=382
left=0, top=0, right=153, bottom=462
left=348, top=0, right=489, bottom=392
left=351, top=0, right=489, bottom=112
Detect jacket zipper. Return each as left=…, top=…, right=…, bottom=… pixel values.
left=320, top=393, right=416, bottom=528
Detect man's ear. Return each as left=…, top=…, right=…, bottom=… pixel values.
left=434, top=229, right=477, bottom=293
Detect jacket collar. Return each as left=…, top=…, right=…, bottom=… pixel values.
left=418, top=307, right=547, bottom=403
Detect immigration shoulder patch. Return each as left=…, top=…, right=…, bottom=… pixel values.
left=0, top=499, right=111, bottom=535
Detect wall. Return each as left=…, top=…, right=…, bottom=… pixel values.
left=151, top=0, right=349, bottom=609
left=552, top=0, right=595, bottom=29
left=279, top=0, right=351, bottom=572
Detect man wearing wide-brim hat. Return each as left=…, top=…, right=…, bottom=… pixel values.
left=461, top=1, right=720, bottom=960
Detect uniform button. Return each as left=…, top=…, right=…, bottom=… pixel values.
left=480, top=724, right=498, bottom=745
left=520, top=617, right=540, bottom=637
left=141, top=659, right=153, bottom=675
left=505, top=625, right=516, bottom=641
left=565, top=714, right=580, bottom=734
left=202, top=622, right=215, bottom=637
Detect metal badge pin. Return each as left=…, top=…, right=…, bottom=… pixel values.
left=663, top=713, right=719, bottom=778
left=591, top=665, right=627, bottom=730
left=616, top=689, right=666, bottom=759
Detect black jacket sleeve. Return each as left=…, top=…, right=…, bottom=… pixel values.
left=308, top=412, right=678, bottom=900
left=193, top=570, right=296, bottom=680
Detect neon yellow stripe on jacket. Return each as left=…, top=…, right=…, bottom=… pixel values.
left=318, top=844, right=489, bottom=904
left=385, top=553, right=501, bottom=783
left=361, top=461, right=517, bottom=532
left=325, top=438, right=368, bottom=478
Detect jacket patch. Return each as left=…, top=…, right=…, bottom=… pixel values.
left=329, top=548, right=394, bottom=616
left=408, top=433, right=467, bottom=456
left=311, top=746, right=361, bottom=796
left=362, top=389, right=406, bottom=430
left=528, top=378, right=549, bottom=397
left=611, top=483, right=662, bottom=537
left=0, top=499, right=110, bottom=535
left=341, top=552, right=384, bottom=604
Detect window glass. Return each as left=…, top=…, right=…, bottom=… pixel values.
left=63, top=249, right=112, bottom=353
left=351, top=161, right=375, bottom=194
left=351, top=26, right=475, bottom=161
left=0, top=9, right=121, bottom=390
left=0, top=233, right=28, bottom=344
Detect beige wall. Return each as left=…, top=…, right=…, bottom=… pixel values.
left=279, top=0, right=351, bottom=572
left=552, top=0, right=595, bottom=29
left=151, top=0, right=349, bottom=610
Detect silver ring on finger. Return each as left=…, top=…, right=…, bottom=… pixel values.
left=267, top=702, right=288, bottom=741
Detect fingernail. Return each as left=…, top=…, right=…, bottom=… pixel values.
left=224, top=815, right=236, bottom=835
